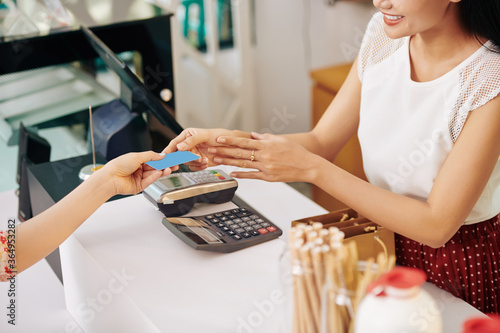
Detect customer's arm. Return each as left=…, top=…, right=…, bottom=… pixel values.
left=15, top=151, right=171, bottom=274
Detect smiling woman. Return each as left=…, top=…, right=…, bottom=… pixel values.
left=374, top=0, right=462, bottom=36
left=162, top=0, right=500, bottom=315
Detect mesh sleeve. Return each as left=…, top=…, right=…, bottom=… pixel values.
left=358, top=12, right=406, bottom=82
left=449, top=48, right=500, bottom=142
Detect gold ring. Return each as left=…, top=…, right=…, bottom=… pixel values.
left=250, top=150, right=255, bottom=161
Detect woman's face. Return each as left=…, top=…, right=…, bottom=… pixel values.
left=372, top=0, right=460, bottom=39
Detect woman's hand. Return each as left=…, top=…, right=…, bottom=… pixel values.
left=209, top=132, right=323, bottom=183
left=14, top=151, right=172, bottom=274
left=163, top=128, right=251, bottom=171
left=98, top=151, right=172, bottom=196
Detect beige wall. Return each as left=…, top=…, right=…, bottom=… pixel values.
left=253, top=0, right=376, bottom=134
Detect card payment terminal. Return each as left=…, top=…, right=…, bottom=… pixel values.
left=143, top=169, right=283, bottom=252
left=143, top=169, right=238, bottom=217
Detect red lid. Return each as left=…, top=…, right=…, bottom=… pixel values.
left=368, top=267, right=427, bottom=296
left=462, top=315, right=500, bottom=333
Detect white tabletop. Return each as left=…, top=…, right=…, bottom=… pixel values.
left=60, top=178, right=322, bottom=333
left=0, top=171, right=486, bottom=332
left=57, top=173, right=485, bottom=333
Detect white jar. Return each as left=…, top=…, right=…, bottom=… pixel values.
left=354, top=267, right=442, bottom=333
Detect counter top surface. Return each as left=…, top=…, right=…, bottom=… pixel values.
left=0, top=170, right=487, bottom=332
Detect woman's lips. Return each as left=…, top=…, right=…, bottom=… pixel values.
left=383, top=14, right=404, bottom=26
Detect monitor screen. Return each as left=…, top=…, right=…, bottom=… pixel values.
left=81, top=24, right=183, bottom=139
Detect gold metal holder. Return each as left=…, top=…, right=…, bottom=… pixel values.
left=78, top=164, right=104, bottom=181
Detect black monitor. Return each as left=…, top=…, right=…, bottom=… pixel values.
left=16, top=123, right=51, bottom=221
left=17, top=123, right=51, bottom=184
left=81, top=24, right=183, bottom=140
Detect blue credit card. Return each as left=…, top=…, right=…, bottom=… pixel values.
left=146, top=151, right=200, bottom=170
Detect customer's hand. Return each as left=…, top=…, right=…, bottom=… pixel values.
left=208, top=132, right=322, bottom=183
left=98, top=151, right=172, bottom=196
left=163, top=128, right=250, bottom=171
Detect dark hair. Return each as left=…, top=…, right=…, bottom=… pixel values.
left=458, top=0, right=500, bottom=52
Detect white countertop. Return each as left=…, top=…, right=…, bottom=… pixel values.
left=59, top=174, right=485, bottom=332
left=0, top=170, right=487, bottom=332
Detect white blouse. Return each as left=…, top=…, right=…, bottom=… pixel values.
left=357, top=13, right=500, bottom=224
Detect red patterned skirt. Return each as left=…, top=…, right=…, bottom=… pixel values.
left=395, top=214, right=500, bottom=314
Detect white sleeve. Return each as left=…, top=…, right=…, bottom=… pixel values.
left=450, top=47, right=500, bottom=142
left=358, top=12, right=405, bottom=82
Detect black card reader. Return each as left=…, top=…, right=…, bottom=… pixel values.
left=143, top=169, right=238, bottom=217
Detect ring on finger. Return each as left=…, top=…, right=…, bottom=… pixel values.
left=250, top=150, right=255, bottom=162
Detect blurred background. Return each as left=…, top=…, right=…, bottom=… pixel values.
left=0, top=0, right=375, bottom=210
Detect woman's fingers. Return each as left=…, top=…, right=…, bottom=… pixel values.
left=136, top=151, right=165, bottom=163
left=183, top=156, right=209, bottom=171
left=217, top=135, right=261, bottom=149
left=229, top=170, right=264, bottom=180
left=162, top=128, right=204, bottom=154
left=162, top=130, right=191, bottom=154
left=110, top=151, right=163, bottom=175
left=213, top=155, right=259, bottom=170
left=251, top=132, right=273, bottom=140
left=141, top=169, right=167, bottom=186
left=186, top=164, right=210, bottom=171
left=174, top=128, right=228, bottom=152
left=140, top=152, right=166, bottom=171
left=208, top=146, right=256, bottom=160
